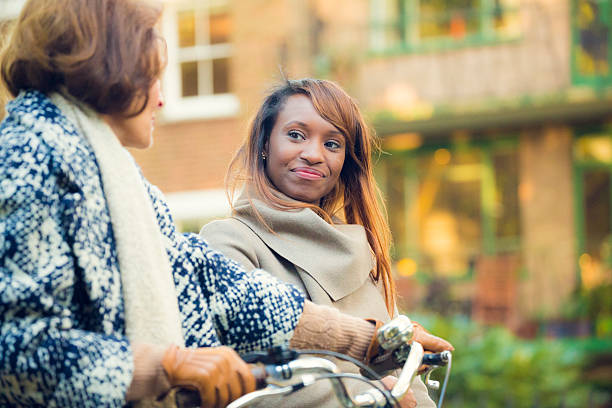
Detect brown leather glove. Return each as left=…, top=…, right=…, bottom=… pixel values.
left=161, top=345, right=256, bottom=408
left=364, top=318, right=385, bottom=366
left=411, top=320, right=454, bottom=353
left=363, top=318, right=399, bottom=375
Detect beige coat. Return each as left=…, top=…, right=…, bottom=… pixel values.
left=200, top=194, right=435, bottom=408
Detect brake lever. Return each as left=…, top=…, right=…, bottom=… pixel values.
left=422, top=367, right=440, bottom=390
left=421, top=350, right=452, bottom=390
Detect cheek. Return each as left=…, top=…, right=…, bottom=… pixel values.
left=264, top=155, right=284, bottom=183
left=330, top=155, right=345, bottom=177
left=271, top=144, right=295, bottom=167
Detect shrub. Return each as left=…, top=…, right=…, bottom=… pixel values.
left=413, top=314, right=609, bottom=407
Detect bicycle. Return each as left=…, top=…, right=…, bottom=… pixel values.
left=176, top=315, right=452, bottom=408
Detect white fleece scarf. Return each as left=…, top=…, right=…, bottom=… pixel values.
left=50, top=93, right=184, bottom=347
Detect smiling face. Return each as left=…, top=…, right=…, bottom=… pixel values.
left=103, top=79, right=164, bottom=149
left=264, top=94, right=346, bottom=205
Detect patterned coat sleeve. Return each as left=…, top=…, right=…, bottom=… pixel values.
left=0, top=130, right=132, bottom=407
left=144, top=181, right=305, bottom=353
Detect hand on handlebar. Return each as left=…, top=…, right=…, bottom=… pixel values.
left=364, top=317, right=453, bottom=373
left=162, top=345, right=256, bottom=408
left=411, top=321, right=454, bottom=354
left=411, top=320, right=454, bottom=374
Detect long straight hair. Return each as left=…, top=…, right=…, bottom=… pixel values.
left=227, top=78, right=396, bottom=315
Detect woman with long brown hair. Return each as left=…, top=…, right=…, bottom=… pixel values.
left=201, top=78, right=451, bottom=407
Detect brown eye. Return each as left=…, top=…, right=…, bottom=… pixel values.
left=288, top=130, right=305, bottom=140
left=325, top=140, right=341, bottom=150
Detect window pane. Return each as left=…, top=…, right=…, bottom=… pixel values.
left=178, top=10, right=196, bottom=47
left=575, top=0, right=610, bottom=77
left=210, top=10, right=231, bottom=44
left=584, top=170, right=610, bottom=255
left=575, top=135, right=612, bottom=164
left=372, top=0, right=403, bottom=49
left=418, top=0, right=479, bottom=40
left=181, top=61, right=198, bottom=97
left=493, top=149, right=520, bottom=240
left=416, top=149, right=482, bottom=277
left=581, top=170, right=612, bottom=289
left=212, top=58, right=230, bottom=94
left=371, top=0, right=522, bottom=51
left=494, top=0, right=522, bottom=38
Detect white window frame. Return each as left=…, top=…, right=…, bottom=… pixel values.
left=0, top=0, right=26, bottom=19
left=161, top=0, right=239, bottom=122
left=165, top=188, right=230, bottom=222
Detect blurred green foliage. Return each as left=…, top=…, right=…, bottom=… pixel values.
left=562, top=284, right=612, bottom=321
left=560, top=283, right=612, bottom=338
left=415, top=314, right=611, bottom=407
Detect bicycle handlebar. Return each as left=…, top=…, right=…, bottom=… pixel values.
left=174, top=315, right=452, bottom=408
left=175, top=345, right=450, bottom=408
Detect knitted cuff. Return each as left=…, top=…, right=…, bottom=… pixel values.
left=289, top=300, right=376, bottom=361
left=126, top=343, right=171, bottom=401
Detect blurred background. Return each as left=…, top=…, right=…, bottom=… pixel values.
left=1, top=0, right=611, bottom=405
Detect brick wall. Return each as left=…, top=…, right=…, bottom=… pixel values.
left=130, top=117, right=243, bottom=193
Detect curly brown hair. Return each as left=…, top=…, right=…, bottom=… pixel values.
left=0, top=0, right=165, bottom=116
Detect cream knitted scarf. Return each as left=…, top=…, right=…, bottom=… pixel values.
left=50, top=93, right=184, bottom=347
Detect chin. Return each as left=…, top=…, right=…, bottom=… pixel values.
left=291, top=192, right=320, bottom=205
left=144, top=136, right=154, bottom=149
left=137, top=133, right=154, bottom=149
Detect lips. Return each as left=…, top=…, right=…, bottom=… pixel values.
left=292, top=167, right=324, bottom=180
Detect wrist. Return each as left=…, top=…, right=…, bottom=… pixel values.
left=126, top=343, right=171, bottom=401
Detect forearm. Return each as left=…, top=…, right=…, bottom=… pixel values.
left=187, top=244, right=305, bottom=352
left=289, top=300, right=375, bottom=360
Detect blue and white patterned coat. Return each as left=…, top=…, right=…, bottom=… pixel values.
left=0, top=91, right=305, bottom=407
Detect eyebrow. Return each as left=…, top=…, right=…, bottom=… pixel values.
left=284, top=120, right=344, bottom=137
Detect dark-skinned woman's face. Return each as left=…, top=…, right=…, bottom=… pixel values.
left=264, top=94, right=346, bottom=205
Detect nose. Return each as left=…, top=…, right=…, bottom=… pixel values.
left=299, top=140, right=324, bottom=164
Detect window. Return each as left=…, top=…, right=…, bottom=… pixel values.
left=413, top=148, right=484, bottom=278
left=572, top=0, right=612, bottom=86
left=370, top=0, right=522, bottom=53
left=382, top=138, right=520, bottom=278
left=162, top=0, right=238, bottom=121
left=0, top=0, right=25, bottom=20
left=573, top=131, right=612, bottom=289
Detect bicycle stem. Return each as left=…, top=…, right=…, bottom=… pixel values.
left=269, top=357, right=356, bottom=407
